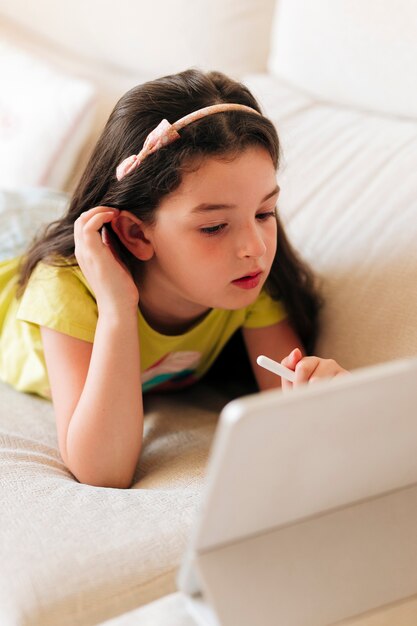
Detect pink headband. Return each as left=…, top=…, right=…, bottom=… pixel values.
left=116, top=103, right=261, bottom=181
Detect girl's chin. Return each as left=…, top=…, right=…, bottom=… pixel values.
left=209, top=286, right=263, bottom=310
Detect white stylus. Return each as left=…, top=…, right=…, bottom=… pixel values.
left=256, top=354, right=296, bottom=383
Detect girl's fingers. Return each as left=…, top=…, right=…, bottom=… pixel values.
left=293, top=357, right=321, bottom=385
left=280, top=348, right=303, bottom=390
left=293, top=357, right=349, bottom=385
left=73, top=207, right=139, bottom=308
left=281, top=352, right=350, bottom=389
left=76, top=206, right=119, bottom=225
left=309, top=359, right=349, bottom=382
left=101, top=225, right=111, bottom=246
left=281, top=348, right=303, bottom=370
left=75, top=212, right=119, bottom=247
left=81, top=212, right=117, bottom=235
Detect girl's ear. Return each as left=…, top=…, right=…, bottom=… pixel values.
left=111, top=210, right=154, bottom=261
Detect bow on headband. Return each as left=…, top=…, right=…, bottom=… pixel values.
left=116, top=103, right=260, bottom=181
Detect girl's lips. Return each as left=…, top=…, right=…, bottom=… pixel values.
left=232, top=271, right=262, bottom=290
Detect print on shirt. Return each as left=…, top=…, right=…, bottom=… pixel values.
left=142, top=351, right=201, bottom=392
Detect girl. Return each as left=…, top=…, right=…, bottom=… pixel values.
left=0, top=69, right=340, bottom=489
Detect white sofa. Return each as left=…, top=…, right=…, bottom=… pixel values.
left=1, top=1, right=417, bottom=624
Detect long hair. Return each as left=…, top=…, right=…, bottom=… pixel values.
left=18, top=69, right=321, bottom=352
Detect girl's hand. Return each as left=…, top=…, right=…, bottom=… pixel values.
left=74, top=206, right=139, bottom=312
left=280, top=348, right=349, bottom=390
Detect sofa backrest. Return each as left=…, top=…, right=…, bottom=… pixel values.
left=268, top=0, right=417, bottom=119
left=0, top=0, right=276, bottom=78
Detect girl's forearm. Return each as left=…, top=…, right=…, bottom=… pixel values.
left=66, top=307, right=143, bottom=488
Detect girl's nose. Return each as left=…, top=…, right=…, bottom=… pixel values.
left=236, top=223, right=267, bottom=259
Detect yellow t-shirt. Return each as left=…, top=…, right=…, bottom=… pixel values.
left=0, top=257, right=286, bottom=399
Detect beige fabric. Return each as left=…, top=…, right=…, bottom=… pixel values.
left=268, top=0, right=417, bottom=119
left=0, top=0, right=275, bottom=79
left=0, top=2, right=274, bottom=194
left=245, top=73, right=417, bottom=371
left=99, top=591, right=417, bottom=626
left=99, top=593, right=196, bottom=626
left=0, top=380, right=229, bottom=626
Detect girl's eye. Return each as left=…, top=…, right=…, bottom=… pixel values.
left=199, top=209, right=276, bottom=236
left=256, top=210, right=276, bottom=221
left=200, top=223, right=227, bottom=236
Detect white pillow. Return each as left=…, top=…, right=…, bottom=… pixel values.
left=0, top=39, right=96, bottom=191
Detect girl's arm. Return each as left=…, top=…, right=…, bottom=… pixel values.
left=242, top=319, right=304, bottom=391
left=41, top=206, right=143, bottom=488
left=41, top=311, right=142, bottom=489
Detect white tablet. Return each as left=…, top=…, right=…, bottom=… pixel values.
left=179, top=356, right=417, bottom=626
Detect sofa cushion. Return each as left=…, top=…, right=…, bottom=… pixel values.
left=0, top=38, right=96, bottom=191
left=245, top=74, right=417, bottom=370
left=268, top=0, right=417, bottom=119
left=98, top=591, right=417, bottom=625
left=0, top=0, right=276, bottom=79
left=99, top=593, right=196, bottom=626
left=0, top=380, right=225, bottom=625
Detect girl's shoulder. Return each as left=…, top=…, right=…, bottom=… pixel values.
left=19, top=256, right=96, bottom=317
left=28, top=257, right=93, bottom=297
left=17, top=257, right=98, bottom=344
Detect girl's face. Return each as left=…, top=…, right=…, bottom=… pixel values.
left=139, top=146, right=279, bottom=321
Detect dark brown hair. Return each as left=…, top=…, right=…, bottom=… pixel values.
left=18, top=69, right=321, bottom=351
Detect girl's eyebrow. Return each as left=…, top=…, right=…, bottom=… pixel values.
left=190, top=185, right=280, bottom=214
